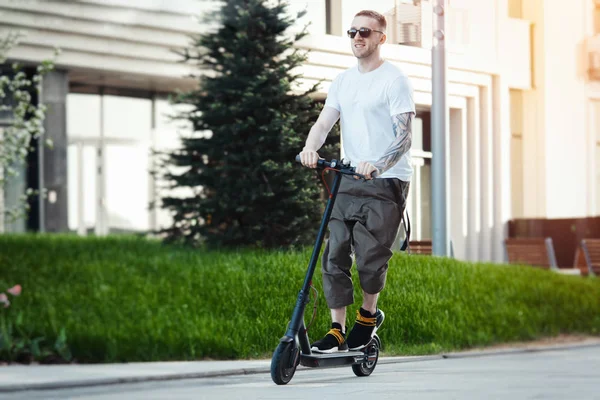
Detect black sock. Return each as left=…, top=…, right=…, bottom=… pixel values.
left=332, top=322, right=345, bottom=335
left=359, top=307, right=375, bottom=318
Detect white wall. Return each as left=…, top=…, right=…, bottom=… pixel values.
left=518, top=0, right=596, bottom=219
left=339, top=0, right=395, bottom=30
left=542, top=1, right=588, bottom=218
left=448, top=0, right=497, bottom=63
left=287, top=0, right=327, bottom=35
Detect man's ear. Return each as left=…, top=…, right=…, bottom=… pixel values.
left=380, top=33, right=387, bottom=45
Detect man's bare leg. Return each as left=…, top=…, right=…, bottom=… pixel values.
left=362, top=291, right=379, bottom=315
left=331, top=308, right=346, bottom=333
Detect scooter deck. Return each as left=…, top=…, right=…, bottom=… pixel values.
left=299, top=351, right=368, bottom=368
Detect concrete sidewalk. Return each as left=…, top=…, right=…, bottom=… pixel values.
left=1, top=338, right=599, bottom=393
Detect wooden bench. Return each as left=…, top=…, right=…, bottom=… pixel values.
left=573, top=239, right=600, bottom=277
left=505, top=237, right=558, bottom=270
left=407, top=240, right=432, bottom=255
left=505, top=237, right=580, bottom=275
left=405, top=240, right=455, bottom=257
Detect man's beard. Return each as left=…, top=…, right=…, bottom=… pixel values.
left=353, top=45, right=376, bottom=59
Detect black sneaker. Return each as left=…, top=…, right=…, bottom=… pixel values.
left=346, top=308, right=385, bottom=350
left=311, top=323, right=349, bottom=353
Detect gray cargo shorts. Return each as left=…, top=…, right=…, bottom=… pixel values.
left=321, top=174, right=409, bottom=309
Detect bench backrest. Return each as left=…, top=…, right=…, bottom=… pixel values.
left=504, top=237, right=558, bottom=270
left=408, top=240, right=433, bottom=255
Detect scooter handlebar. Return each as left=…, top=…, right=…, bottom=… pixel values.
left=294, top=155, right=376, bottom=179
left=294, top=155, right=331, bottom=169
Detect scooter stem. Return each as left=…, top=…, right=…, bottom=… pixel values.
left=282, top=170, right=343, bottom=342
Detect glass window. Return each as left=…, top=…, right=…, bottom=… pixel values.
left=153, top=98, right=195, bottom=230
left=105, top=144, right=150, bottom=232
left=103, top=95, right=152, bottom=141
left=67, top=145, right=78, bottom=232
left=412, top=116, right=424, bottom=151
left=67, top=94, right=101, bottom=138
left=420, top=159, right=432, bottom=239
left=154, top=98, right=192, bottom=151
left=67, top=144, right=97, bottom=232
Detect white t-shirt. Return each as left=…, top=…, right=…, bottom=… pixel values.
left=325, top=61, right=415, bottom=181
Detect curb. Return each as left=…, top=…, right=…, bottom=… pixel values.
left=379, top=355, right=443, bottom=364
left=0, top=355, right=440, bottom=394
left=1, top=341, right=599, bottom=393
left=441, top=340, right=600, bottom=359
left=0, top=368, right=269, bottom=394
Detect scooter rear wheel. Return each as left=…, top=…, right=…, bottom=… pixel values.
left=270, top=342, right=298, bottom=385
left=352, top=335, right=380, bottom=377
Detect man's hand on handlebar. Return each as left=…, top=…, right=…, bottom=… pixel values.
left=299, top=148, right=321, bottom=169
left=355, top=161, right=379, bottom=180
left=295, top=155, right=372, bottom=180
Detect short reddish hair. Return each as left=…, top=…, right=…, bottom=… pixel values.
left=354, top=10, right=387, bottom=31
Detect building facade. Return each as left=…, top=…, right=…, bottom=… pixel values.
left=1, top=0, right=598, bottom=263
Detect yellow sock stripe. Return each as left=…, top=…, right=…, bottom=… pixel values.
left=327, top=328, right=345, bottom=345
left=356, top=311, right=377, bottom=326
left=356, top=320, right=377, bottom=327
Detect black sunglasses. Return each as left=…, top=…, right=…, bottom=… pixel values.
left=347, top=27, right=385, bottom=39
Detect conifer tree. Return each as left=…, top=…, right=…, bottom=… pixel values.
left=161, top=0, right=338, bottom=248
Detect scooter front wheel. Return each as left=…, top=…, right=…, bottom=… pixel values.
left=352, top=335, right=380, bottom=377
left=270, top=341, right=298, bottom=385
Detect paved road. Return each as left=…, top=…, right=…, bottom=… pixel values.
left=4, top=346, right=599, bottom=400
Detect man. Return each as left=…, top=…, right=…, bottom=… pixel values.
left=299, top=9, right=414, bottom=353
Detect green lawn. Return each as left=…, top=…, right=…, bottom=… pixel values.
left=0, top=234, right=598, bottom=363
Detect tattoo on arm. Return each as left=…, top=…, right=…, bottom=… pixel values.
left=373, top=112, right=413, bottom=175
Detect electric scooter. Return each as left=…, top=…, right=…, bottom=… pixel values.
left=270, top=156, right=381, bottom=385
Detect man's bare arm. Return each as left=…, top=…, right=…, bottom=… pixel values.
left=304, top=106, right=340, bottom=151
left=373, top=112, right=413, bottom=175
left=300, top=106, right=340, bottom=168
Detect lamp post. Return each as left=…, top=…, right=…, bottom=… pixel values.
left=431, top=0, right=450, bottom=256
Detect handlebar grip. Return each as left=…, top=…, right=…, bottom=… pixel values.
left=295, top=154, right=329, bottom=168
left=296, top=154, right=378, bottom=179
